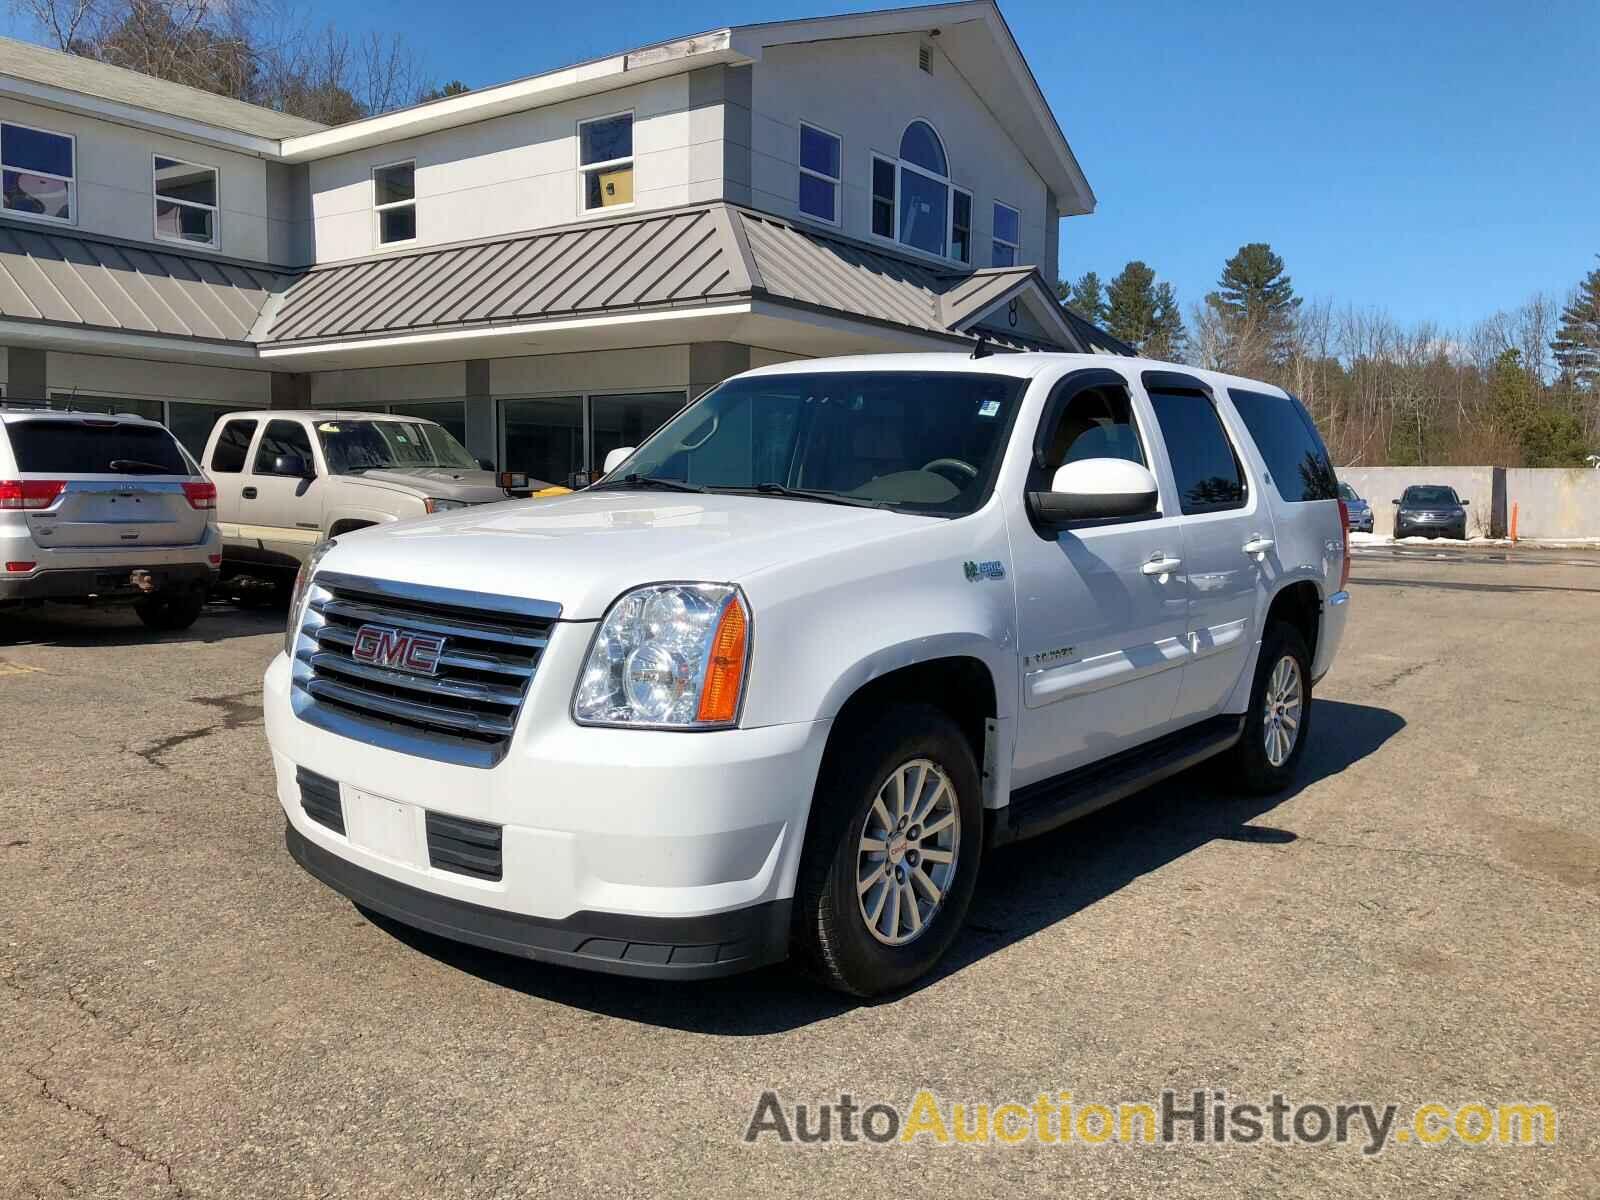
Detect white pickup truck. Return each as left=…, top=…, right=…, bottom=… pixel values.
left=264, top=353, right=1350, bottom=995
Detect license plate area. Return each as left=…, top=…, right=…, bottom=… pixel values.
left=342, top=788, right=425, bottom=868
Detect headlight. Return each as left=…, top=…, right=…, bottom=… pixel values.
left=424, top=497, right=471, bottom=513
left=285, top=538, right=337, bottom=656
left=573, top=583, right=750, bottom=729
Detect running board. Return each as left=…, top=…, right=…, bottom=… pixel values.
left=990, top=714, right=1245, bottom=848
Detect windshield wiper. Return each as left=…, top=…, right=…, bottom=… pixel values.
left=596, top=473, right=708, bottom=494
left=107, top=459, right=174, bottom=475
left=719, top=483, right=887, bottom=509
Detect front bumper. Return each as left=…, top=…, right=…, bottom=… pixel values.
left=1395, top=517, right=1466, bottom=539
left=287, top=822, right=791, bottom=978
left=264, top=641, right=831, bottom=980
left=0, top=560, right=216, bottom=602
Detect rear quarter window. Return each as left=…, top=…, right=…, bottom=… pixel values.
left=210, top=418, right=257, bottom=473
left=6, top=420, right=189, bottom=474
left=1227, top=388, right=1338, bottom=502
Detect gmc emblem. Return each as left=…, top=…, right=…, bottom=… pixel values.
left=350, top=624, right=445, bottom=676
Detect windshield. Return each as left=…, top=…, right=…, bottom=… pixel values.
left=1338, top=482, right=1360, bottom=502
left=315, top=419, right=478, bottom=475
left=598, top=371, right=1028, bottom=517
left=1402, top=486, right=1459, bottom=506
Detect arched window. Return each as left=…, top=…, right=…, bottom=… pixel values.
left=899, top=121, right=947, bottom=176
left=871, top=120, right=971, bottom=263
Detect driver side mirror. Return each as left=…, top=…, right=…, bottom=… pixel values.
left=1460, top=498, right=1470, bottom=505
left=1392, top=498, right=1401, bottom=505
left=602, top=446, right=636, bottom=476
left=272, top=453, right=314, bottom=479
left=1028, top=458, right=1159, bottom=527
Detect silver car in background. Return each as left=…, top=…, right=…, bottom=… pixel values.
left=1338, top=482, right=1374, bottom=533
left=0, top=407, right=220, bottom=630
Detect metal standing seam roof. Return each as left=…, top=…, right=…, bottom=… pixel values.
left=266, top=207, right=753, bottom=344
left=0, top=37, right=326, bottom=140
left=0, top=222, right=287, bottom=342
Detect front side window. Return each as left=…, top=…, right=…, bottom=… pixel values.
left=1228, top=388, right=1338, bottom=502
left=1147, top=389, right=1247, bottom=514
left=154, top=156, right=219, bottom=246
left=1041, top=384, right=1147, bottom=471
left=992, top=201, right=1020, bottom=267
left=797, top=122, right=840, bottom=224
left=579, top=113, right=633, bottom=211
left=373, top=160, right=416, bottom=244
left=2, top=122, right=74, bottom=223
left=601, top=371, right=1027, bottom=518
left=211, top=418, right=257, bottom=473
left=253, top=420, right=316, bottom=475
left=315, top=419, right=478, bottom=475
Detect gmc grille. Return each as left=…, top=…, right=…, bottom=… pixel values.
left=289, top=571, right=560, bottom=768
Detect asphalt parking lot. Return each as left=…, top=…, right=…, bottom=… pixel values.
left=2, top=548, right=1596, bottom=1197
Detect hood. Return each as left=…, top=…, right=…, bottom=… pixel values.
left=319, top=489, right=933, bottom=619
left=351, top=467, right=519, bottom=504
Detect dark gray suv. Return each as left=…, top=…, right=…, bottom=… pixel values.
left=1394, top=484, right=1468, bottom=539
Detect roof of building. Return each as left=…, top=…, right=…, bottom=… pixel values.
left=0, top=221, right=288, bottom=344
left=0, top=36, right=325, bottom=140
left=0, top=203, right=1123, bottom=357
left=263, top=202, right=1089, bottom=353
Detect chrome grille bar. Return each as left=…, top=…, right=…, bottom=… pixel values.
left=289, top=571, right=560, bottom=768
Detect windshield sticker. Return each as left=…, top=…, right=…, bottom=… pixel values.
left=977, top=399, right=1001, bottom=418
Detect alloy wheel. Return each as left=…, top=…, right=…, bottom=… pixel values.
left=855, top=758, right=961, bottom=946
left=1263, top=654, right=1304, bottom=767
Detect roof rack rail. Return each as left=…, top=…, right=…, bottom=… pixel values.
left=0, top=398, right=156, bottom=419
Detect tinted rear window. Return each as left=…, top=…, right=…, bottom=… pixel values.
left=1228, top=388, right=1338, bottom=502
left=7, top=420, right=189, bottom=474
left=1147, top=389, right=1247, bottom=514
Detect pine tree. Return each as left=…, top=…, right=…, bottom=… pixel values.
left=1487, top=348, right=1537, bottom=443
left=1146, top=282, right=1187, bottom=362
left=1209, top=243, right=1301, bottom=370
left=1064, top=271, right=1107, bottom=325
left=1552, top=257, right=1600, bottom=392
left=1105, top=261, right=1157, bottom=349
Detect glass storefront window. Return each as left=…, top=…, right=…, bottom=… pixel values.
left=589, top=392, right=686, bottom=475
left=502, top=396, right=583, bottom=487
left=166, top=401, right=239, bottom=460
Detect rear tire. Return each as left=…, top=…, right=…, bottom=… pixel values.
left=135, top=590, right=205, bottom=632
left=792, top=705, right=982, bottom=997
left=1223, top=622, right=1312, bottom=795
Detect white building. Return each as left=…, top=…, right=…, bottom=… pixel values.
left=0, top=1, right=1121, bottom=483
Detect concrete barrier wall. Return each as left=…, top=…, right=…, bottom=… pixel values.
left=1502, top=469, right=1600, bottom=539
left=1337, top=467, right=1503, bottom=537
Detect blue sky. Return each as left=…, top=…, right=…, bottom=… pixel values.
left=11, top=1, right=1596, bottom=328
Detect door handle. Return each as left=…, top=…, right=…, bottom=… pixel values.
left=1141, top=553, right=1182, bottom=576
left=1242, top=534, right=1275, bottom=558
left=242, top=487, right=258, bottom=499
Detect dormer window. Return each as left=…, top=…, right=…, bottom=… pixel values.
left=869, top=120, right=969, bottom=264
left=579, top=112, right=633, bottom=211
left=154, top=156, right=219, bottom=247
left=2, top=122, right=74, bottom=224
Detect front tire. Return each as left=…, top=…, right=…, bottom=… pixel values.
left=1223, top=622, right=1312, bottom=795
left=792, top=705, right=983, bottom=996
left=135, top=590, right=205, bottom=632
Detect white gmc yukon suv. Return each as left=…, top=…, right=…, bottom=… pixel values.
left=264, top=353, right=1351, bottom=995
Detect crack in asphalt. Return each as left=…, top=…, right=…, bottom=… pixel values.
left=132, top=690, right=263, bottom=771
left=24, top=1041, right=187, bottom=1198
left=1369, top=660, right=1435, bottom=691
